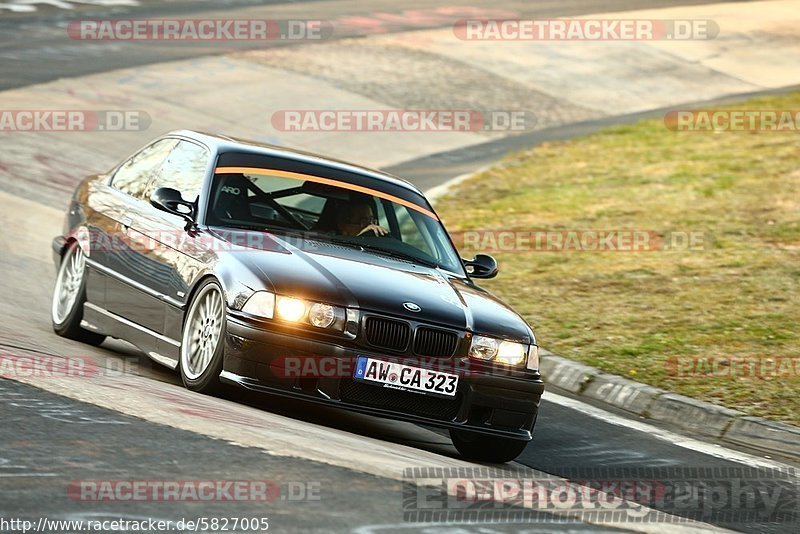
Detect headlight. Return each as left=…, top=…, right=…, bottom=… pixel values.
left=469, top=335, right=498, bottom=360
left=241, top=291, right=275, bottom=319
left=241, top=292, right=346, bottom=331
left=468, top=335, right=528, bottom=366
left=276, top=296, right=306, bottom=322
left=496, top=340, right=526, bottom=366
left=309, top=303, right=335, bottom=328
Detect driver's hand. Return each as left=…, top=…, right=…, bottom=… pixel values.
left=358, top=224, right=389, bottom=236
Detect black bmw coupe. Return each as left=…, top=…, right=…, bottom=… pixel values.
left=51, top=131, right=543, bottom=463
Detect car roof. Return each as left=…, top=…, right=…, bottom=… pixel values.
left=168, top=130, right=425, bottom=197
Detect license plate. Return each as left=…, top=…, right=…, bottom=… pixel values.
left=354, top=357, right=459, bottom=396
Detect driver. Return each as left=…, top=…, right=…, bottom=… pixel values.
left=336, top=200, right=389, bottom=237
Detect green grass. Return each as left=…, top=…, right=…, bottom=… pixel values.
left=435, top=92, right=800, bottom=424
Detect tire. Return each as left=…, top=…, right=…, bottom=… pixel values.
left=179, top=279, right=226, bottom=394
left=51, top=241, right=106, bottom=346
left=450, top=429, right=530, bottom=463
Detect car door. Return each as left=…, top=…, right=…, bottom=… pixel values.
left=101, top=138, right=178, bottom=331
left=121, top=139, right=212, bottom=346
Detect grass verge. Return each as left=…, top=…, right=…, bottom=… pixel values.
left=435, top=92, right=800, bottom=425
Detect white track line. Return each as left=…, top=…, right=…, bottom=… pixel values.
left=544, top=391, right=798, bottom=473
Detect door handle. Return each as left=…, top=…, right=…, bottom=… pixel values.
left=120, top=216, right=132, bottom=229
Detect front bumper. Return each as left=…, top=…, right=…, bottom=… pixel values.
left=222, top=314, right=544, bottom=440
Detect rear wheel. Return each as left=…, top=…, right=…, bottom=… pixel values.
left=51, top=241, right=106, bottom=346
left=450, top=429, right=530, bottom=463
left=180, top=279, right=226, bottom=394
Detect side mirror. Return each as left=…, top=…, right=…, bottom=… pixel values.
left=150, top=187, right=194, bottom=228
left=464, top=253, right=498, bottom=279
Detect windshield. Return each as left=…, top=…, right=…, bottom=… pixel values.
left=204, top=163, right=464, bottom=274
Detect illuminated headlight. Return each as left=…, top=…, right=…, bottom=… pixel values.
left=496, top=340, right=527, bottom=366
left=242, top=292, right=346, bottom=331
left=309, top=303, right=335, bottom=328
left=468, top=335, right=528, bottom=366
left=276, top=296, right=306, bottom=322
left=241, top=291, right=275, bottom=319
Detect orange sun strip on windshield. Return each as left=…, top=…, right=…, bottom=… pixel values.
left=214, top=166, right=439, bottom=221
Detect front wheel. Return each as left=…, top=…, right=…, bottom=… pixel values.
left=180, top=279, right=226, bottom=394
left=51, top=241, right=106, bottom=346
left=450, top=429, right=530, bottom=463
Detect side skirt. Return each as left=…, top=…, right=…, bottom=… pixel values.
left=82, top=302, right=180, bottom=370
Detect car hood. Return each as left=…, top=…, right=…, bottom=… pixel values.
left=214, top=230, right=534, bottom=343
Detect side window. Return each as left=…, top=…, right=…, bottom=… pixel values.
left=111, top=139, right=177, bottom=200
left=144, top=140, right=210, bottom=203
